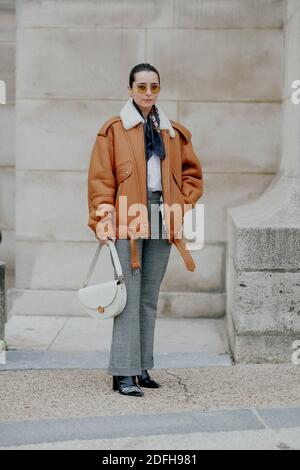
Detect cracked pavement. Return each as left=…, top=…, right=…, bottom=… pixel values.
left=1, top=364, right=300, bottom=423
left=1, top=316, right=300, bottom=449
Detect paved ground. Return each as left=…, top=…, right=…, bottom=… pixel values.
left=0, top=315, right=300, bottom=450
left=1, top=315, right=228, bottom=354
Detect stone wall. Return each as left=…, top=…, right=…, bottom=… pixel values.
left=3, top=0, right=284, bottom=318
left=0, top=0, right=15, bottom=291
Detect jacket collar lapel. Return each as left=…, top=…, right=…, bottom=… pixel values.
left=120, top=97, right=175, bottom=138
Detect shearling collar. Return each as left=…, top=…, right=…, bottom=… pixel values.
left=120, top=96, right=175, bottom=138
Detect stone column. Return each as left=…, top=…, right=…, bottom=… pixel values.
left=226, top=0, right=300, bottom=362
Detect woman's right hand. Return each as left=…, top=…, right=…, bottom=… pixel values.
left=96, top=219, right=116, bottom=245
left=98, top=236, right=116, bottom=246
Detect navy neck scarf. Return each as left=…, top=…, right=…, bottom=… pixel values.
left=132, top=99, right=165, bottom=162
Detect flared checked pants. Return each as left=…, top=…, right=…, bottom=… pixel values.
left=107, top=189, right=172, bottom=376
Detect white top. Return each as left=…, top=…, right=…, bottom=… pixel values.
left=147, top=151, right=162, bottom=191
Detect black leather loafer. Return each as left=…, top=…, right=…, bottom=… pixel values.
left=136, top=369, right=161, bottom=388
left=112, top=375, right=144, bottom=396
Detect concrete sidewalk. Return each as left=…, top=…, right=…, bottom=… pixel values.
left=1, top=364, right=300, bottom=450
left=0, top=315, right=231, bottom=369
left=1, top=315, right=300, bottom=450
left=1, top=404, right=300, bottom=450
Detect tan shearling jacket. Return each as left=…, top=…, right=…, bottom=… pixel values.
left=87, top=98, right=203, bottom=272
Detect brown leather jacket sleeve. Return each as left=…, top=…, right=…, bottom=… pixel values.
left=181, top=137, right=203, bottom=208
left=87, top=127, right=116, bottom=234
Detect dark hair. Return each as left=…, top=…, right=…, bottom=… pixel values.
left=129, top=63, right=160, bottom=88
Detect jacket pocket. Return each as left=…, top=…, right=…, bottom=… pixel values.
left=171, top=167, right=187, bottom=216
left=172, top=167, right=182, bottom=190
left=115, top=161, right=133, bottom=185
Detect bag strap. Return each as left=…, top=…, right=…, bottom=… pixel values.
left=80, top=239, right=123, bottom=288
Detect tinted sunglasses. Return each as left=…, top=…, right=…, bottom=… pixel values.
left=135, top=83, right=161, bottom=94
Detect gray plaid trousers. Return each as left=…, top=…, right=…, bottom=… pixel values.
left=107, top=190, right=172, bottom=376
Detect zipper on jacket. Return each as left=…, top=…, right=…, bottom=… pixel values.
left=142, top=124, right=148, bottom=195
left=141, top=124, right=149, bottom=236
left=159, top=158, right=167, bottom=237
left=160, top=130, right=170, bottom=241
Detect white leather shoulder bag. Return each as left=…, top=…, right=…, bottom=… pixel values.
left=77, top=239, right=127, bottom=319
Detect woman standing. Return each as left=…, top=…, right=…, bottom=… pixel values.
left=87, top=63, right=203, bottom=397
